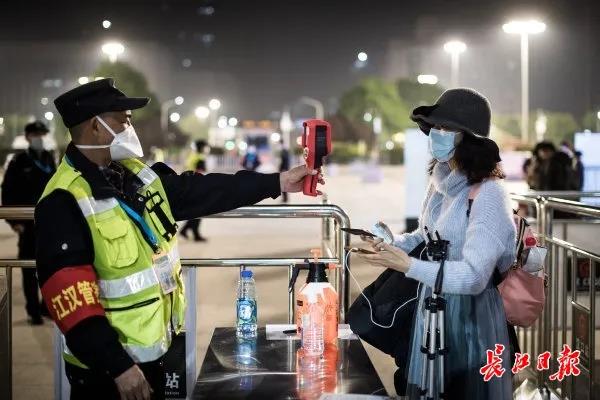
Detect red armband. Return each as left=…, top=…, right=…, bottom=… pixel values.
left=41, top=265, right=105, bottom=333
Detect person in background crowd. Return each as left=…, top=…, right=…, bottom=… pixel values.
left=525, top=141, right=556, bottom=190
left=547, top=149, right=578, bottom=191
left=279, top=141, right=290, bottom=203
left=180, top=139, right=210, bottom=241
left=1, top=121, right=56, bottom=325
left=559, top=140, right=574, bottom=159
left=242, top=145, right=260, bottom=171
left=149, top=146, right=165, bottom=164
left=573, top=151, right=584, bottom=191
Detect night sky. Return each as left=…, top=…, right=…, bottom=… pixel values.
left=0, top=0, right=598, bottom=120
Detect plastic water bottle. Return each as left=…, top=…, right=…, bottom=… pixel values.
left=236, top=270, right=257, bottom=338
left=301, top=300, right=324, bottom=356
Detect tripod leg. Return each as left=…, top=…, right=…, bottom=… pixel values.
left=428, top=305, right=438, bottom=400
left=438, top=308, right=446, bottom=399
left=419, top=307, right=432, bottom=399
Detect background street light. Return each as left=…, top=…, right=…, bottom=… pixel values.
left=279, top=107, right=292, bottom=148
left=217, top=116, right=228, bottom=129
left=443, top=40, right=466, bottom=87
left=160, top=96, right=184, bottom=133
left=195, top=106, right=210, bottom=119
left=417, top=74, right=439, bottom=85
left=101, top=41, right=125, bottom=63
left=354, top=51, right=368, bottom=69
left=44, top=111, right=54, bottom=121
left=271, top=132, right=281, bottom=143
left=208, top=98, right=221, bottom=110
left=102, top=20, right=112, bottom=29
left=78, top=76, right=89, bottom=85
left=169, top=112, right=180, bottom=123
left=503, top=19, right=546, bottom=143
left=228, top=117, right=238, bottom=127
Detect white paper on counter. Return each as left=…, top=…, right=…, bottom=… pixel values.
left=266, top=324, right=359, bottom=341
left=318, top=394, right=391, bottom=400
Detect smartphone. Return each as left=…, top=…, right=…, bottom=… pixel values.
left=345, top=246, right=377, bottom=255
left=340, top=228, right=376, bottom=237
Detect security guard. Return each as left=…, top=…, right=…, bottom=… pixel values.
left=180, top=139, right=209, bottom=241
left=2, top=121, right=56, bottom=325
left=35, top=79, right=321, bottom=400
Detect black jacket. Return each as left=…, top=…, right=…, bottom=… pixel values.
left=1, top=149, right=56, bottom=256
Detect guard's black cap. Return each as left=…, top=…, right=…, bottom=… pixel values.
left=24, top=120, right=49, bottom=134
left=54, top=78, right=150, bottom=128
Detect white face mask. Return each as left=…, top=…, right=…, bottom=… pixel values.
left=76, top=116, right=144, bottom=160
left=29, top=136, right=45, bottom=152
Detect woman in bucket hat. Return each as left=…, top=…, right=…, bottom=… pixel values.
left=357, top=88, right=515, bottom=399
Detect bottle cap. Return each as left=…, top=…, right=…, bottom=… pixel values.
left=241, top=270, right=253, bottom=278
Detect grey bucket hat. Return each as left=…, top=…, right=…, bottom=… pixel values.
left=410, top=88, right=491, bottom=138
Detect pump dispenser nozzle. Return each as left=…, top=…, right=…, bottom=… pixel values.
left=288, top=250, right=329, bottom=293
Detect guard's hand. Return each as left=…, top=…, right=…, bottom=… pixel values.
left=279, top=165, right=324, bottom=194
left=11, top=224, right=25, bottom=234
left=114, top=365, right=153, bottom=400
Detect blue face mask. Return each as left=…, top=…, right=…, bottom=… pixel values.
left=429, top=128, right=459, bottom=162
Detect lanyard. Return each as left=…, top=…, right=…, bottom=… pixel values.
left=32, top=157, right=53, bottom=174
left=117, top=199, right=160, bottom=252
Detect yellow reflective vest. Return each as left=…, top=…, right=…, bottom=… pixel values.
left=40, top=157, right=185, bottom=368
left=185, top=152, right=206, bottom=172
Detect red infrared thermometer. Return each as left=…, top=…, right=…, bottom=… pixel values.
left=302, top=119, right=332, bottom=196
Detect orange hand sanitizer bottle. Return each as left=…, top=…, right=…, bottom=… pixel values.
left=289, top=249, right=339, bottom=345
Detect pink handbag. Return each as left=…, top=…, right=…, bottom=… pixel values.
left=469, top=183, right=547, bottom=328
left=498, top=266, right=546, bottom=327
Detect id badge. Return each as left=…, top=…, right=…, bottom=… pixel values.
left=153, top=252, right=177, bottom=294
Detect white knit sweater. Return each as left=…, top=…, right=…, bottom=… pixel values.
left=396, top=162, right=516, bottom=295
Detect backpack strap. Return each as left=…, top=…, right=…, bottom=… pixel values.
left=466, top=183, right=483, bottom=217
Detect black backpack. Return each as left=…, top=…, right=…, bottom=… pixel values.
left=347, top=242, right=426, bottom=393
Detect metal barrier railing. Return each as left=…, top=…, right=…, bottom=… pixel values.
left=0, top=203, right=351, bottom=400
left=510, top=193, right=600, bottom=399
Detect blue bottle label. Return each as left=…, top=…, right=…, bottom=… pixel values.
left=237, top=299, right=257, bottom=323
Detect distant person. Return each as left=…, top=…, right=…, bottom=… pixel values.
left=242, top=145, right=260, bottom=171
left=149, top=146, right=165, bottom=163
left=279, top=141, right=290, bottom=203
left=574, top=151, right=584, bottom=190
left=546, top=150, right=577, bottom=191
left=559, top=140, right=574, bottom=159
left=1, top=121, right=56, bottom=325
left=180, top=140, right=209, bottom=241
left=525, top=141, right=555, bottom=190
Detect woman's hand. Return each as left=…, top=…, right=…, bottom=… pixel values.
left=356, top=236, right=412, bottom=273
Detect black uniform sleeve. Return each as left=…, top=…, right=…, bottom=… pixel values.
left=35, top=191, right=135, bottom=377
left=151, top=162, right=281, bottom=221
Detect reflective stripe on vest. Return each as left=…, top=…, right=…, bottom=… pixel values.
left=62, top=327, right=172, bottom=364
left=137, top=166, right=158, bottom=187
left=98, top=247, right=180, bottom=299
left=78, top=197, right=119, bottom=217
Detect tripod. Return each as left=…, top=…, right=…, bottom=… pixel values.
left=418, top=228, right=450, bottom=400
